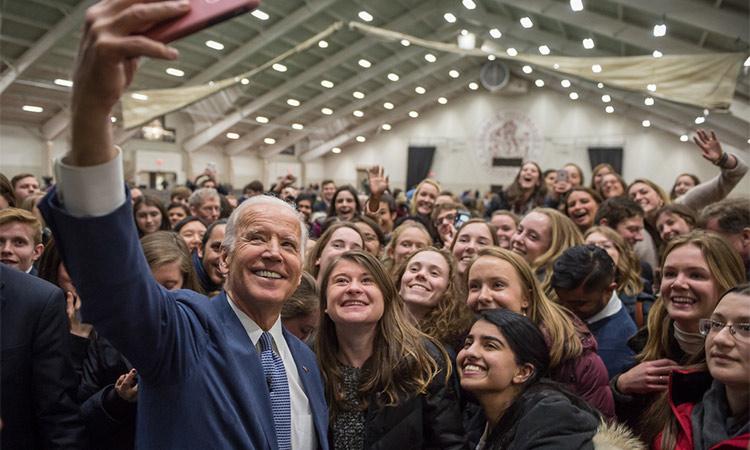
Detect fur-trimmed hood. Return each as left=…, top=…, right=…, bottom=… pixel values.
left=594, top=420, right=646, bottom=450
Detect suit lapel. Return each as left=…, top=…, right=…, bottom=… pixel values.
left=212, top=292, right=278, bottom=449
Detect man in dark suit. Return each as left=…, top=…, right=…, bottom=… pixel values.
left=0, top=264, right=86, bottom=449
left=38, top=1, right=329, bottom=448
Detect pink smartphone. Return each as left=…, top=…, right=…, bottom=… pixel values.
left=145, top=0, right=261, bottom=43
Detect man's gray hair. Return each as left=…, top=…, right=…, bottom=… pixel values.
left=222, top=194, right=308, bottom=260
left=188, top=188, right=220, bottom=209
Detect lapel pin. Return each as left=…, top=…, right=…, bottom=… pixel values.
left=303, top=366, right=309, bottom=373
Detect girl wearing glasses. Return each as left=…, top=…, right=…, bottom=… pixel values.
left=653, top=283, right=750, bottom=449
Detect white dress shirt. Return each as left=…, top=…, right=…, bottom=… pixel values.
left=586, top=291, right=623, bottom=325
left=55, top=149, right=316, bottom=449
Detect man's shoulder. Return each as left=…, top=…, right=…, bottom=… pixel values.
left=1, top=264, right=62, bottom=304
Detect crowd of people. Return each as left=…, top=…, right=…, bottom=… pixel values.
left=1, top=1, right=749, bottom=449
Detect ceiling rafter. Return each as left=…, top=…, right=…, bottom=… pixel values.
left=299, top=73, right=474, bottom=162
left=225, top=25, right=460, bottom=155
left=257, top=54, right=464, bottom=158
left=181, top=0, right=454, bottom=153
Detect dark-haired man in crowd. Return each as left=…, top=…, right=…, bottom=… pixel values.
left=552, top=245, right=637, bottom=378
left=313, top=179, right=336, bottom=212
left=193, top=219, right=227, bottom=296
left=11, top=173, right=40, bottom=202
left=701, top=197, right=750, bottom=278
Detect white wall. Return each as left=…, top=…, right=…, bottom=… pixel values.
left=319, top=89, right=750, bottom=197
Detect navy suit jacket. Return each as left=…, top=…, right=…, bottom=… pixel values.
left=0, top=265, right=87, bottom=449
left=40, top=190, right=329, bottom=449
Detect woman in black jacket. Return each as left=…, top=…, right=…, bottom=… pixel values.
left=315, top=250, right=467, bottom=450
left=458, top=309, right=600, bottom=449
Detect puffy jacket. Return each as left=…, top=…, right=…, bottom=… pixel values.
left=653, top=369, right=749, bottom=450
left=548, top=317, right=615, bottom=420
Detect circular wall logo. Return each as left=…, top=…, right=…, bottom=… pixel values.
left=477, top=111, right=542, bottom=177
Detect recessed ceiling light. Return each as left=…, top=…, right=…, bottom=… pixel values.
left=331, top=147, right=342, bottom=154
left=382, top=123, right=392, bottom=130
left=356, top=136, right=366, bottom=143
left=241, top=78, right=250, bottom=85
left=424, top=53, right=437, bottom=63
left=597, top=82, right=604, bottom=88
left=408, top=111, right=419, bottom=118
left=582, top=38, right=594, bottom=49
left=401, top=39, right=411, bottom=46
left=22, top=105, right=43, bottom=113
left=520, top=17, right=533, bottom=28
left=468, top=82, right=479, bottom=90
left=166, top=67, right=184, bottom=77
left=272, top=63, right=287, bottom=72
left=358, top=11, right=373, bottom=22
left=489, top=28, right=502, bottom=39
left=387, top=73, right=400, bottom=82
left=358, top=58, right=372, bottom=68
left=54, top=78, right=73, bottom=87
left=320, top=79, right=334, bottom=88
left=383, top=102, right=394, bottom=110
left=488, top=54, right=496, bottom=61
left=131, top=93, right=149, bottom=101
left=534, top=79, right=544, bottom=87
left=444, top=12, right=457, bottom=23
left=591, top=64, right=602, bottom=73
left=255, top=116, right=269, bottom=123
left=570, top=0, right=584, bottom=11
left=695, top=116, right=705, bottom=124
left=438, top=97, right=448, bottom=104
left=745, top=56, right=750, bottom=67
left=680, top=134, right=689, bottom=142
left=642, top=120, right=651, bottom=127
left=522, top=65, right=533, bottom=74
left=286, top=98, right=300, bottom=107
left=506, top=47, right=518, bottom=56
left=644, top=97, right=655, bottom=106
left=415, top=86, right=426, bottom=94
left=110, top=116, right=117, bottom=123
left=449, top=69, right=460, bottom=78
left=353, top=91, right=365, bottom=99
left=264, top=138, right=276, bottom=145
left=601, top=94, right=611, bottom=103
left=538, top=45, right=550, bottom=55
left=652, top=50, right=663, bottom=58
left=561, top=79, right=571, bottom=88
left=353, top=110, right=364, bottom=117
left=653, top=23, right=667, bottom=37
left=291, top=123, right=304, bottom=130
left=251, top=9, right=269, bottom=20
left=462, top=0, right=477, bottom=9
left=647, top=83, right=657, bottom=92
left=205, top=40, right=224, bottom=50
left=569, top=92, right=579, bottom=100
left=321, top=107, right=333, bottom=115
left=226, top=132, right=240, bottom=140
left=553, top=63, right=560, bottom=69
left=318, top=40, right=328, bottom=48
left=605, top=105, right=614, bottom=113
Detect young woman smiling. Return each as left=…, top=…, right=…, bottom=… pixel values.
left=133, top=195, right=170, bottom=237
left=563, top=187, right=602, bottom=233
left=488, top=210, right=518, bottom=250
left=464, top=247, right=614, bottom=418
left=611, top=231, right=747, bottom=437
left=382, top=221, right=432, bottom=276
left=315, top=251, right=466, bottom=450
left=458, top=309, right=600, bottom=449
left=449, top=219, right=498, bottom=279
left=305, top=222, right=365, bottom=283
left=485, top=162, right=546, bottom=217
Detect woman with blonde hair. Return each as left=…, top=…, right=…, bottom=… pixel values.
left=464, top=246, right=614, bottom=419
left=611, top=231, right=746, bottom=437
left=449, top=218, right=498, bottom=277
left=140, top=231, right=204, bottom=293
left=585, top=226, right=653, bottom=327
left=510, top=207, right=583, bottom=297
left=315, top=250, right=466, bottom=449
left=590, top=163, right=615, bottom=191
left=394, top=247, right=474, bottom=349
left=382, top=220, right=432, bottom=275
left=305, top=222, right=364, bottom=281
left=409, top=179, right=441, bottom=218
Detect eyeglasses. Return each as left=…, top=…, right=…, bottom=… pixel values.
left=699, top=318, right=750, bottom=341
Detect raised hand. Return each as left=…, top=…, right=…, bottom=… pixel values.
left=367, top=165, right=389, bottom=199
left=693, top=129, right=723, bottom=164
left=115, top=368, right=139, bottom=402
left=70, top=0, right=190, bottom=166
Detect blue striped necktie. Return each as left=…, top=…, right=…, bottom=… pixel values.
left=259, top=332, right=292, bottom=450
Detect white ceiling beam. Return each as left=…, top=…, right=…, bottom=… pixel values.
left=299, top=74, right=471, bottom=162
left=181, top=0, right=450, bottom=153
left=490, top=0, right=710, bottom=55
left=0, top=0, right=96, bottom=94
left=226, top=25, right=459, bottom=155
left=186, top=0, right=339, bottom=86
left=258, top=54, right=464, bottom=158
left=604, top=0, right=748, bottom=45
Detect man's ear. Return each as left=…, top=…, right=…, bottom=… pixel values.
left=513, top=363, right=535, bottom=385
left=32, top=243, right=44, bottom=261
left=740, top=227, right=750, bottom=250
left=598, top=218, right=609, bottom=227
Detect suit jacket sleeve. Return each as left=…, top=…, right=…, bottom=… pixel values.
left=39, top=188, right=209, bottom=385
left=33, top=286, right=89, bottom=449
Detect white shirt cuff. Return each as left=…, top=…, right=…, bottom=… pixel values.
left=54, top=148, right=126, bottom=217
